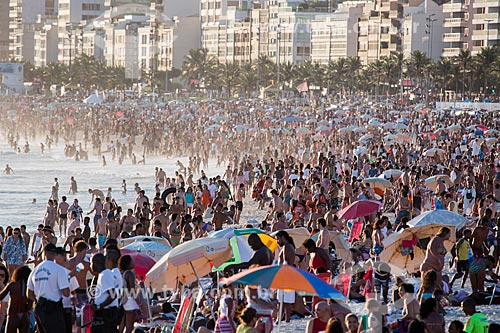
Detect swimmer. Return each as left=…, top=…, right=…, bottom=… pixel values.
left=3, top=164, right=14, bottom=174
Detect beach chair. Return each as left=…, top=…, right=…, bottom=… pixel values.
left=162, top=289, right=199, bottom=333
left=486, top=281, right=500, bottom=305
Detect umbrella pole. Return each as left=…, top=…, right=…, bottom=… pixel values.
left=277, top=290, right=284, bottom=333
left=189, top=261, right=216, bottom=321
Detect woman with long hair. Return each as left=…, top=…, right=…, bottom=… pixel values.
left=0, top=265, right=33, bottom=333
left=2, top=228, right=27, bottom=275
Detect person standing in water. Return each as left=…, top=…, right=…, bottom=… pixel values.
left=3, top=164, right=14, bottom=174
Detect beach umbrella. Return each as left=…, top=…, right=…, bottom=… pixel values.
left=83, top=94, right=103, bottom=104
left=119, top=250, right=157, bottom=279
left=395, top=124, right=408, bottom=131
left=306, top=118, right=317, bottom=124
left=379, top=169, right=403, bottom=180
left=486, top=137, right=498, bottom=146
left=353, top=127, right=368, bottom=133
left=270, top=227, right=311, bottom=248
left=295, top=127, right=311, bottom=135
left=363, top=177, right=392, bottom=191
left=209, top=228, right=278, bottom=252
left=382, top=122, right=396, bottom=130
left=118, top=236, right=171, bottom=248
left=423, top=148, right=446, bottom=157
left=220, top=264, right=346, bottom=300
left=407, top=210, right=466, bottom=230
left=337, top=200, right=382, bottom=220
left=316, top=125, right=331, bottom=132
left=318, top=119, right=330, bottom=126
left=279, top=115, right=305, bottom=122
left=361, top=114, right=372, bottom=120
left=234, top=124, right=247, bottom=132
left=485, top=129, right=500, bottom=137
left=358, top=134, right=373, bottom=142
left=146, top=237, right=232, bottom=290
left=380, top=224, right=458, bottom=273
left=447, top=124, right=461, bottom=132
left=424, top=174, right=453, bottom=190
left=122, top=241, right=172, bottom=260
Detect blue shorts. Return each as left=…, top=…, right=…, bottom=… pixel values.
left=97, top=234, right=106, bottom=248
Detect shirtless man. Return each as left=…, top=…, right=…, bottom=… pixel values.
left=212, top=202, right=230, bottom=231
left=234, top=183, right=245, bottom=224
left=88, top=188, right=104, bottom=206
left=271, top=212, right=288, bottom=232
left=3, top=164, right=13, bottom=174
left=66, top=240, right=91, bottom=305
left=44, top=199, right=57, bottom=229
left=270, top=189, right=285, bottom=216
left=106, top=215, right=120, bottom=240
left=94, top=212, right=108, bottom=248
left=58, top=196, right=70, bottom=237
left=471, top=217, right=489, bottom=258
left=316, top=218, right=331, bottom=250
left=87, top=197, right=103, bottom=231
left=153, top=207, right=170, bottom=234
left=120, top=208, right=137, bottom=234
left=168, top=197, right=184, bottom=215
left=69, top=176, right=78, bottom=194
left=20, top=225, right=30, bottom=250
left=325, top=207, right=342, bottom=231
left=157, top=168, right=166, bottom=188
left=307, top=203, right=325, bottom=230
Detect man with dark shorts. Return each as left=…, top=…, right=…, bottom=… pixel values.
left=58, top=196, right=69, bottom=237
left=235, top=183, right=245, bottom=224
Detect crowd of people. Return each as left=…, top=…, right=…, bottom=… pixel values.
left=1, top=94, right=500, bottom=333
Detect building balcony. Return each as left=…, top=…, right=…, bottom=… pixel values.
left=472, top=13, right=500, bottom=23
left=443, top=18, right=469, bottom=28
left=471, top=29, right=500, bottom=40
left=443, top=32, right=464, bottom=42
left=442, top=47, right=461, bottom=57
left=473, top=0, right=500, bottom=7
left=443, top=2, right=468, bottom=12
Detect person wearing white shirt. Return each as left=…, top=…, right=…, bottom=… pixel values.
left=54, top=246, right=79, bottom=333
left=90, top=253, right=120, bottom=333
left=27, top=243, right=70, bottom=333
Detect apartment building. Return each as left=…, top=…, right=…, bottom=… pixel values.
left=471, top=0, right=499, bottom=54
left=34, top=21, right=59, bottom=67
left=311, top=6, right=364, bottom=64
left=9, top=0, right=47, bottom=62
left=57, top=0, right=106, bottom=65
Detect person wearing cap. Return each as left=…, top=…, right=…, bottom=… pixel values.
left=90, top=253, right=120, bottom=333
left=27, top=243, right=71, bottom=333
left=54, top=246, right=77, bottom=333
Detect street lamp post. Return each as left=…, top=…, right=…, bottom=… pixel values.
left=66, top=23, right=73, bottom=67
left=276, top=24, right=281, bottom=103
left=485, top=19, right=493, bottom=47
left=425, top=13, right=436, bottom=58
left=256, top=25, right=261, bottom=94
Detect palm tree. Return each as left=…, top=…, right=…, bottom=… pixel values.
left=408, top=50, right=429, bottom=89
left=434, top=57, right=455, bottom=92
left=454, top=49, right=471, bottom=97
left=219, top=62, right=240, bottom=97
left=182, top=48, right=214, bottom=87
left=238, top=64, right=258, bottom=96
left=473, top=46, right=499, bottom=95
left=346, top=56, right=362, bottom=93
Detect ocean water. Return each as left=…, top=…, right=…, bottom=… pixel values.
left=0, top=139, right=224, bottom=236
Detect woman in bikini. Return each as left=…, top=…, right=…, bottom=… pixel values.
left=0, top=266, right=33, bottom=333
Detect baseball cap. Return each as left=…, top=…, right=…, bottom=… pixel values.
left=44, top=243, right=57, bottom=252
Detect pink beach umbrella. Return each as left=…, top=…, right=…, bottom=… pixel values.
left=337, top=199, right=382, bottom=220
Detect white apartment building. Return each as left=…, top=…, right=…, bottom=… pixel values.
left=0, top=0, right=9, bottom=61
left=101, top=15, right=173, bottom=80
left=9, top=0, right=47, bottom=62
left=441, top=0, right=473, bottom=57
left=311, top=6, right=364, bottom=64
left=402, top=0, right=446, bottom=61
left=471, top=0, right=499, bottom=54
left=34, top=21, right=59, bottom=67
left=57, top=0, right=106, bottom=65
